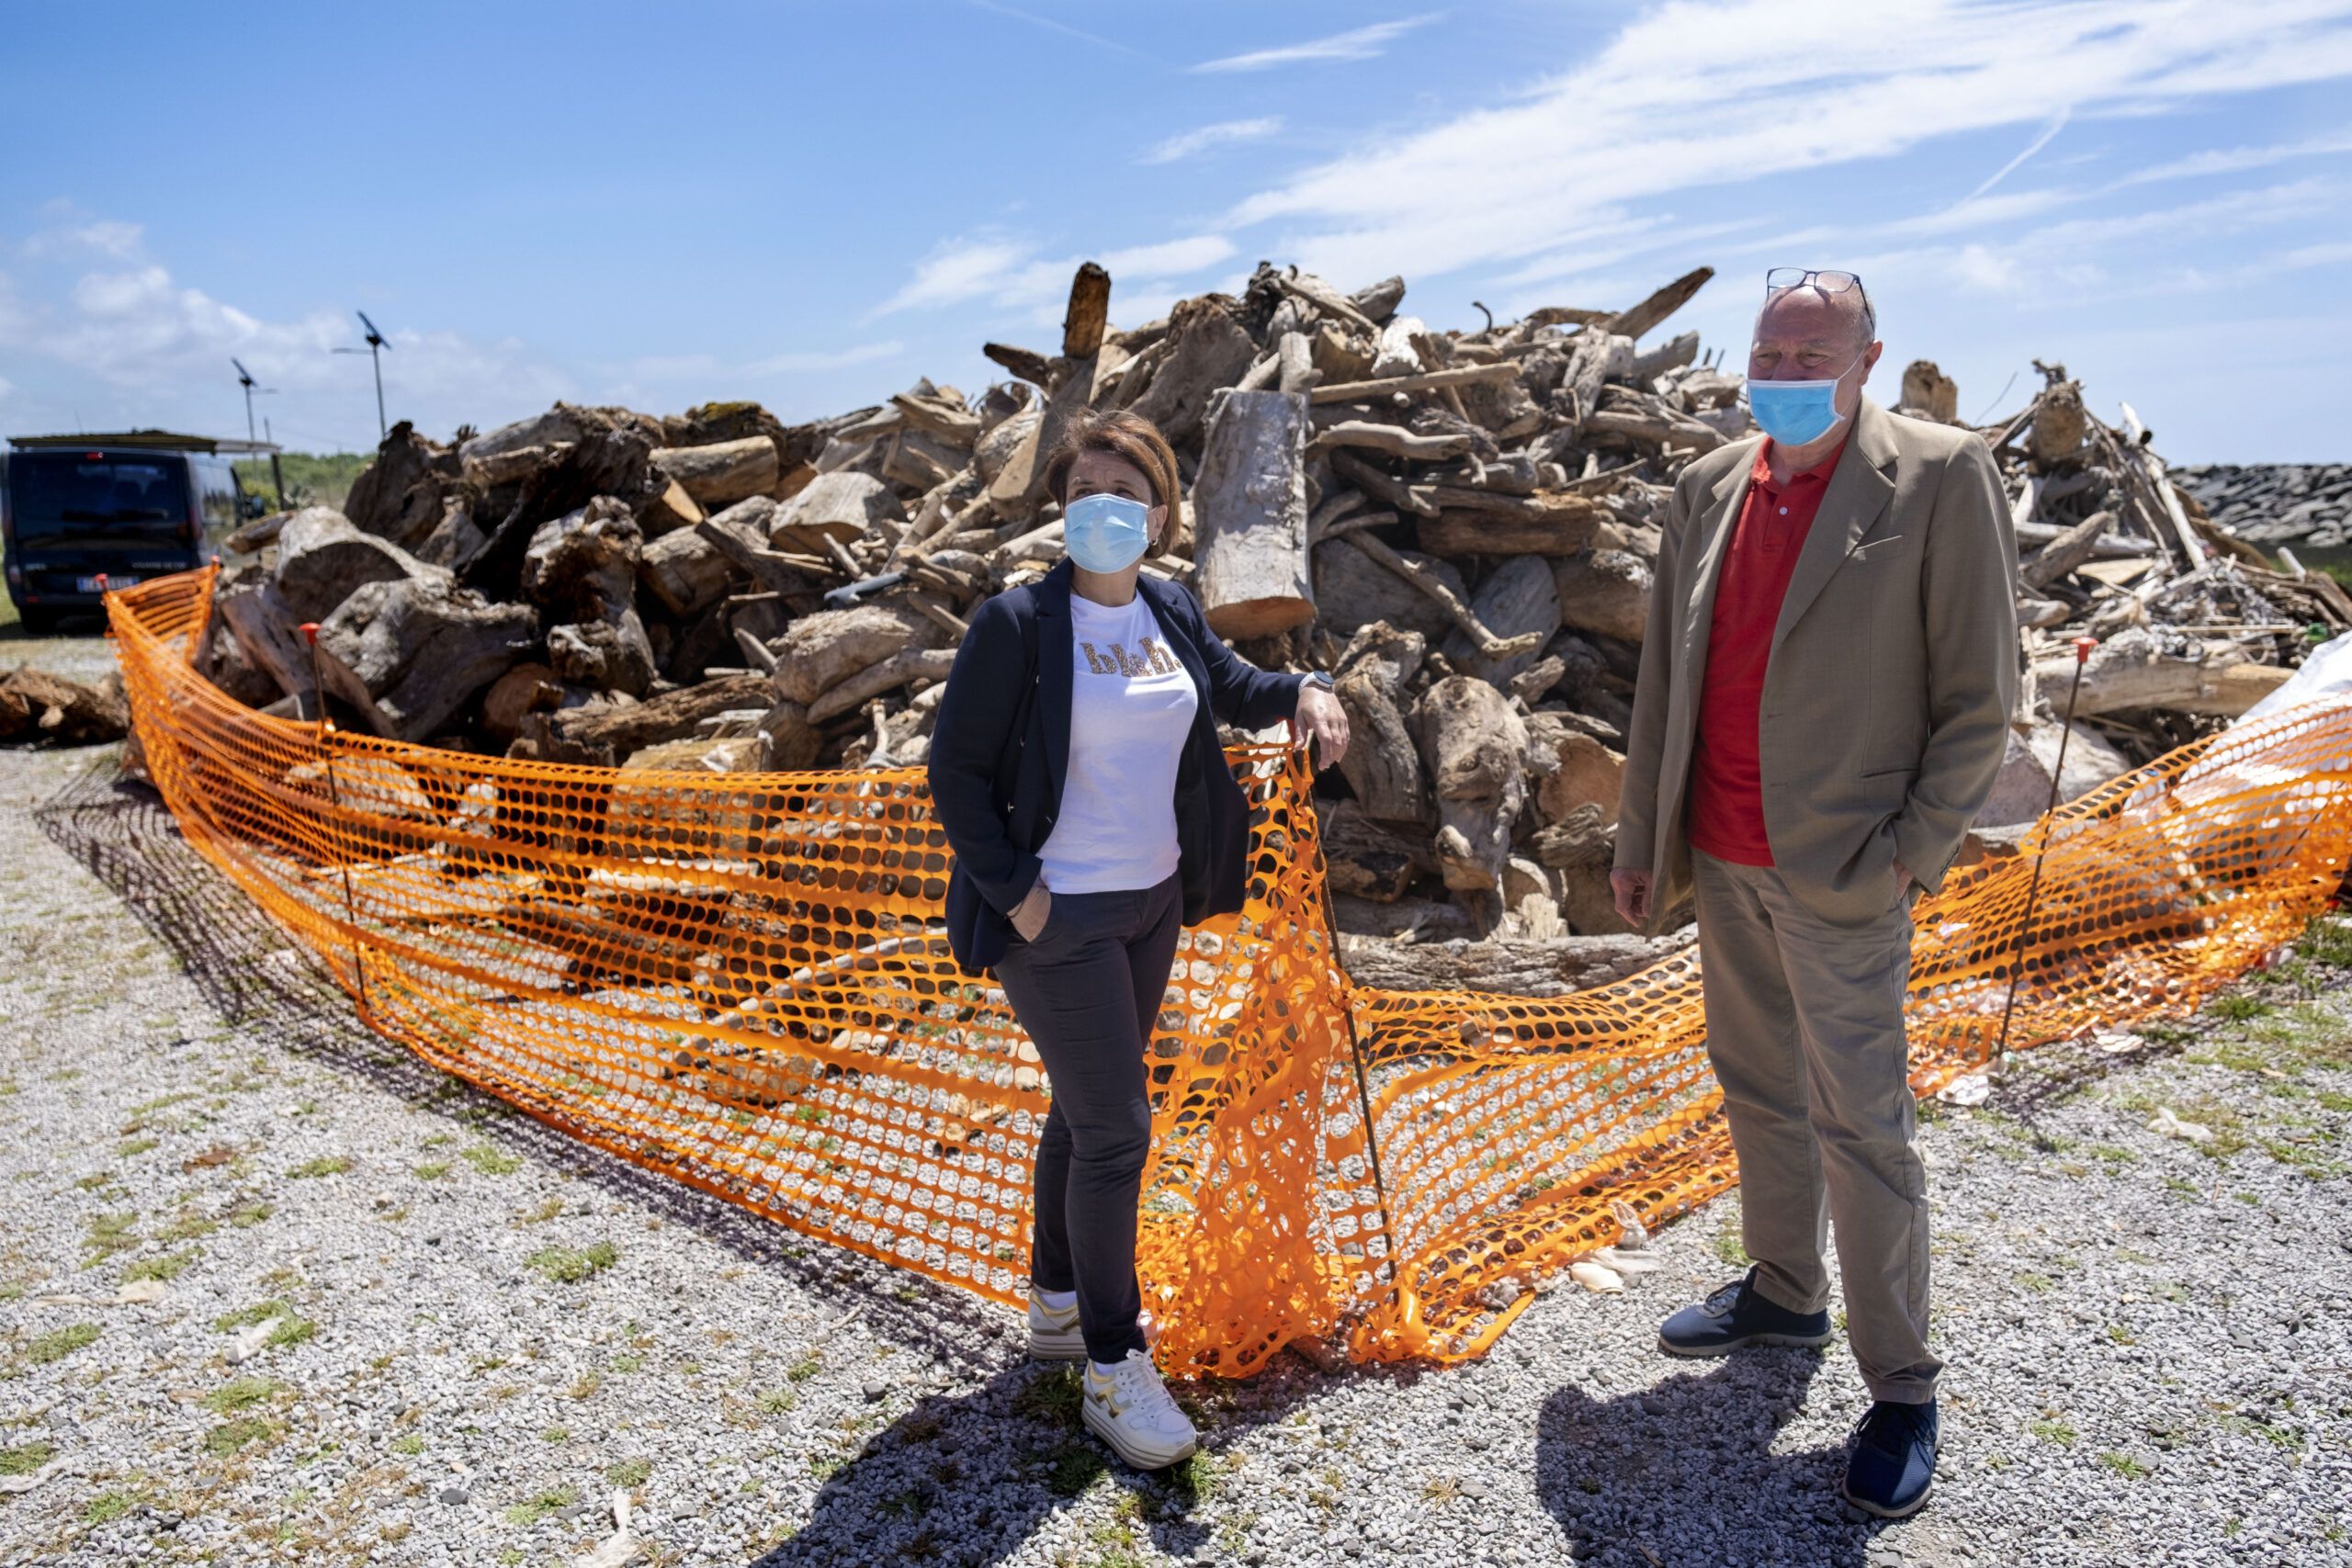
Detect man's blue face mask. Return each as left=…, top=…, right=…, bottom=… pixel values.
left=1747, top=348, right=1865, bottom=447
left=1063, top=491, right=1154, bottom=573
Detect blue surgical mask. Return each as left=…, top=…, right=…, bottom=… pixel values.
left=1747, top=351, right=1863, bottom=446
left=1063, top=491, right=1153, bottom=573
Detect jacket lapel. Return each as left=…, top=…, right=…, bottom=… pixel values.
left=1769, top=397, right=1898, bottom=660
left=1036, top=559, right=1076, bottom=805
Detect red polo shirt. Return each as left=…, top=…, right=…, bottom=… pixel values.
left=1685, top=436, right=1849, bottom=866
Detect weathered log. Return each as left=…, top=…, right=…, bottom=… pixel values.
left=276, top=506, right=446, bottom=623
left=2029, top=628, right=2291, bottom=717
left=2029, top=378, right=2086, bottom=470
left=639, top=526, right=738, bottom=619
left=1126, top=298, right=1259, bottom=443
left=1337, top=929, right=1691, bottom=998
left=1417, top=494, right=1604, bottom=558
left=1554, top=549, right=1654, bottom=644
left=2021, top=509, right=2118, bottom=591
left=1062, top=262, right=1112, bottom=359
left=771, top=603, right=946, bottom=707
left=1442, top=554, right=1560, bottom=685
left=638, top=478, right=706, bottom=537
left=983, top=342, right=1053, bottom=387
left=1317, top=797, right=1440, bottom=901
left=1193, top=389, right=1314, bottom=638
left=0, top=668, right=130, bottom=746
left=316, top=578, right=539, bottom=742
left=650, top=437, right=779, bottom=510
left=1416, top=676, right=1528, bottom=892
left=1601, top=266, right=1713, bottom=341
left=1309, top=361, right=1522, bottom=406
left=771, top=470, right=901, bottom=554
left=1333, top=622, right=1430, bottom=826
left=1525, top=716, right=1626, bottom=825
left=806, top=647, right=959, bottom=725
left=1902, top=360, right=1960, bottom=423
left=518, top=674, right=774, bottom=766
left=1311, top=539, right=1469, bottom=643
left=1329, top=448, right=1438, bottom=517
left=1306, top=421, right=1470, bottom=461
left=343, top=423, right=451, bottom=549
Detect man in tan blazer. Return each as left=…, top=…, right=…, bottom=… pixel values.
left=1611, top=271, right=2017, bottom=1519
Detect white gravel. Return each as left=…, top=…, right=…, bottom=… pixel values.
left=1, top=672, right=2347, bottom=1565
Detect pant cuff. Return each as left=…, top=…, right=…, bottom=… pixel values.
left=1861, top=1382, right=1939, bottom=1405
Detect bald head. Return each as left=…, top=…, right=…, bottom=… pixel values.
left=1747, top=273, right=1883, bottom=457
left=1755, top=281, right=1876, bottom=359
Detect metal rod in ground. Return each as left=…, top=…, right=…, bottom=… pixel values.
left=1995, top=636, right=2098, bottom=1061
left=301, top=623, right=369, bottom=1016
left=1301, top=739, right=1404, bottom=1299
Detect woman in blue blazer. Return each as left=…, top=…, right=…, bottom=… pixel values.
left=927, top=409, right=1348, bottom=1469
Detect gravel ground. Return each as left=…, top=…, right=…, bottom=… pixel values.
left=1, top=650, right=2347, bottom=1566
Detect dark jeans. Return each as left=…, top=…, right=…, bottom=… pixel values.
left=991, top=872, right=1183, bottom=1364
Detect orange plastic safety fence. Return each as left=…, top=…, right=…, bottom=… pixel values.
left=108, top=569, right=2352, bottom=1373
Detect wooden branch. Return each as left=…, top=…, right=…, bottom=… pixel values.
left=2021, top=509, right=2116, bottom=591
left=1600, top=265, right=1713, bottom=341
left=983, top=342, right=1052, bottom=386
left=1309, top=361, right=1522, bottom=405
left=1306, top=422, right=1474, bottom=461
left=1272, top=269, right=1379, bottom=334
left=808, top=648, right=960, bottom=725
left=1329, top=448, right=1438, bottom=517
left=1333, top=533, right=1544, bottom=661
left=1062, top=263, right=1112, bottom=359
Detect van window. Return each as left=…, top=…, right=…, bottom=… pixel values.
left=9, top=453, right=193, bottom=541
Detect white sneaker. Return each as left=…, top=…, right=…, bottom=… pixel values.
left=1026, top=1291, right=1161, bottom=1361
left=1028, top=1289, right=1084, bottom=1360
left=1081, top=1349, right=1199, bottom=1470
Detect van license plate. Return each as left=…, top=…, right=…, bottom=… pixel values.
left=76, top=576, right=136, bottom=592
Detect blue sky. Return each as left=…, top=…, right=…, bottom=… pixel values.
left=3, top=0, right=2348, bottom=462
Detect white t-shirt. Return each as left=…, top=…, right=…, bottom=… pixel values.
left=1038, top=592, right=1198, bottom=894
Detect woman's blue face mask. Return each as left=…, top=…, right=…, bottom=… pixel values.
left=1063, top=491, right=1154, bottom=573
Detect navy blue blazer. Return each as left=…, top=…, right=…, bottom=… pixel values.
left=927, top=558, right=1306, bottom=976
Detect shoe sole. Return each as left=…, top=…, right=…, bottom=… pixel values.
left=1657, top=1329, right=1835, bottom=1358
left=1842, top=1477, right=1932, bottom=1519
left=1028, top=1330, right=1085, bottom=1361
left=1082, top=1397, right=1199, bottom=1471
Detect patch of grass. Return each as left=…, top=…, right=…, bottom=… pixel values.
left=2295, top=915, right=2352, bottom=968
left=25, top=1323, right=100, bottom=1364
left=2210, top=994, right=2272, bottom=1023
left=809, top=1452, right=846, bottom=1483
left=214, top=1300, right=289, bottom=1332
left=203, top=1416, right=276, bottom=1456
left=1013, top=1366, right=1081, bottom=1423
left=124, top=1250, right=198, bottom=1283
left=83, top=1212, right=139, bottom=1263
left=1711, top=1213, right=1750, bottom=1269
left=607, top=1457, right=650, bottom=1487
left=202, top=1376, right=281, bottom=1414
left=540, top=1425, right=569, bottom=1444
left=2106, top=1324, right=2136, bottom=1347
left=414, top=1161, right=451, bottom=1181
left=0, top=1439, right=54, bottom=1476
left=757, top=1387, right=797, bottom=1415
left=288, top=1155, right=351, bottom=1179
left=2098, top=1451, right=2151, bottom=1480
left=227, top=1200, right=272, bottom=1229
left=786, top=1350, right=823, bottom=1383
left=83, top=1489, right=141, bottom=1525
left=267, top=1314, right=316, bottom=1348
left=392, top=1433, right=424, bottom=1456
left=518, top=1197, right=563, bottom=1224
left=607, top=1352, right=644, bottom=1375
left=569, top=1371, right=603, bottom=1400
left=2030, top=1417, right=2076, bottom=1445
left=503, top=1483, right=579, bottom=1527
left=462, top=1143, right=522, bottom=1176
left=117, top=1136, right=158, bottom=1157
left=154, top=1211, right=217, bottom=1245
left=1043, top=1438, right=1107, bottom=1497
left=525, top=1242, right=616, bottom=1284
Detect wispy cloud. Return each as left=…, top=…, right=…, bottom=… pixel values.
left=1967, top=108, right=2069, bottom=200
left=872, top=231, right=1236, bottom=319
left=1220, top=0, right=2352, bottom=288
left=1141, top=116, right=1283, bottom=165
left=2115, top=130, right=2352, bottom=186
left=964, top=0, right=1151, bottom=61
left=1193, top=14, right=1440, bottom=73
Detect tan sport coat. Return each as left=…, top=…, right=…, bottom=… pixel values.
left=1613, top=396, right=2019, bottom=931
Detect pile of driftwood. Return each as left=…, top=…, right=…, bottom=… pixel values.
left=0, top=667, right=128, bottom=746
left=188, top=263, right=2333, bottom=993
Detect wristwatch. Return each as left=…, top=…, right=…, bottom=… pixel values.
left=1302, top=671, right=1335, bottom=693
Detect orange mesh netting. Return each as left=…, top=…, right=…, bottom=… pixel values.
left=107, top=569, right=2352, bottom=1373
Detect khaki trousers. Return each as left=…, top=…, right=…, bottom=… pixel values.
left=1690, top=843, right=1941, bottom=1404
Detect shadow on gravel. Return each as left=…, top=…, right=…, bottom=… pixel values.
left=1534, top=1350, right=1905, bottom=1567
left=31, top=760, right=1012, bottom=1378
left=755, top=1355, right=1335, bottom=1568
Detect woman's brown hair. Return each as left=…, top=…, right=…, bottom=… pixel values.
left=1040, top=408, right=1182, bottom=542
